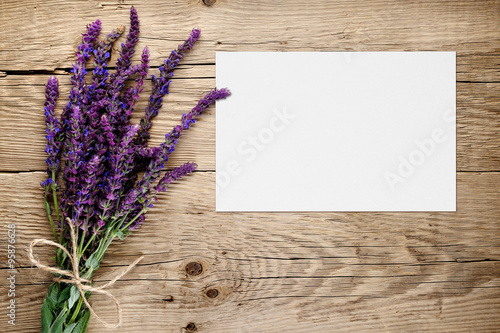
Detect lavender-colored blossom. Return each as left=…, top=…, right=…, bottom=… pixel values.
left=104, top=6, right=141, bottom=124
left=99, top=125, right=139, bottom=222
left=40, top=8, right=232, bottom=332
left=73, top=155, right=100, bottom=224
left=122, top=47, right=150, bottom=119
left=59, top=105, right=85, bottom=218
left=42, top=6, right=230, bottom=250
left=163, top=88, right=231, bottom=155
left=163, top=28, right=201, bottom=74
left=113, top=6, right=140, bottom=79
left=98, top=114, right=116, bottom=147
left=61, top=20, right=102, bottom=126
left=91, top=26, right=125, bottom=94
left=126, top=162, right=197, bottom=230
left=135, top=28, right=201, bottom=147
left=103, top=9, right=144, bottom=134
left=121, top=88, right=230, bottom=216
left=155, top=162, right=197, bottom=193
left=42, top=76, right=62, bottom=182
left=58, top=20, right=102, bottom=222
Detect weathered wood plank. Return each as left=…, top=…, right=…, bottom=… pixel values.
left=1, top=0, right=499, bottom=332
left=0, top=0, right=499, bottom=82
left=0, top=171, right=499, bottom=332
left=1, top=74, right=499, bottom=172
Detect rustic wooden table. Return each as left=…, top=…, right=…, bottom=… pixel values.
left=1, top=1, right=499, bottom=332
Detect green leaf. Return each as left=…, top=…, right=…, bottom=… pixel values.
left=115, top=230, right=124, bottom=240
left=63, top=323, right=77, bottom=333
left=85, top=253, right=100, bottom=271
left=72, top=311, right=91, bottom=333
left=45, top=293, right=56, bottom=313
left=50, top=308, right=68, bottom=333
left=67, top=285, right=80, bottom=310
left=44, top=200, right=52, bottom=214
left=41, top=298, right=54, bottom=333
left=58, top=285, right=71, bottom=303
left=48, top=283, right=60, bottom=305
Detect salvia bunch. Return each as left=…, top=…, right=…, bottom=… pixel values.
left=38, top=6, right=229, bottom=332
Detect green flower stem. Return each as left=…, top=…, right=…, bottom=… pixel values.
left=120, top=207, right=148, bottom=231
left=67, top=293, right=84, bottom=325
left=80, top=232, right=98, bottom=257
left=43, top=191, right=59, bottom=242
left=78, top=230, right=86, bottom=257
left=51, top=170, right=60, bottom=234
left=95, top=233, right=115, bottom=264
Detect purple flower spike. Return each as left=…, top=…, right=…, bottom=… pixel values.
left=124, top=88, right=230, bottom=213
left=91, top=26, right=125, bottom=91
left=167, top=27, right=201, bottom=68
left=121, top=46, right=150, bottom=131
left=126, top=162, right=197, bottom=231
left=61, top=20, right=102, bottom=125
left=41, top=6, right=231, bottom=255
left=115, top=6, right=139, bottom=76
left=109, top=5, right=140, bottom=94
left=84, top=20, right=102, bottom=44
left=135, top=28, right=202, bottom=147
left=99, top=125, right=139, bottom=221
left=43, top=76, right=62, bottom=181
left=163, top=88, right=231, bottom=158
left=155, top=162, right=197, bottom=193
left=73, top=155, right=100, bottom=223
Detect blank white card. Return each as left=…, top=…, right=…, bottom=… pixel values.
left=216, top=52, right=456, bottom=211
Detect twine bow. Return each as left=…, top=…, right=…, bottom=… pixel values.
left=28, top=218, right=144, bottom=329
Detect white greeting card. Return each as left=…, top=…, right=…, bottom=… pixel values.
left=216, top=52, right=456, bottom=211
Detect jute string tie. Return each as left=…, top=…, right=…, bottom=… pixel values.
left=28, top=217, right=143, bottom=329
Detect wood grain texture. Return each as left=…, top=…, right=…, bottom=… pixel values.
left=0, top=0, right=499, bottom=332
left=1, top=75, right=499, bottom=172
left=1, top=171, right=500, bottom=332
left=0, top=0, right=500, bottom=74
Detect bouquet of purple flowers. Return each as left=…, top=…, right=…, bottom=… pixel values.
left=30, top=6, right=229, bottom=332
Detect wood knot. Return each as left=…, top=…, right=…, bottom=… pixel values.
left=186, top=322, right=197, bottom=331
left=203, top=0, right=216, bottom=6
left=185, top=262, right=203, bottom=276
left=206, top=288, right=219, bottom=298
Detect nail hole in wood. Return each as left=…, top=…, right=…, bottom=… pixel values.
left=163, top=295, right=174, bottom=302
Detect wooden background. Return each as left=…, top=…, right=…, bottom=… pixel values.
left=1, top=0, right=499, bottom=332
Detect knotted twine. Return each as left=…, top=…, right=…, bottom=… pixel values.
left=28, top=217, right=144, bottom=329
